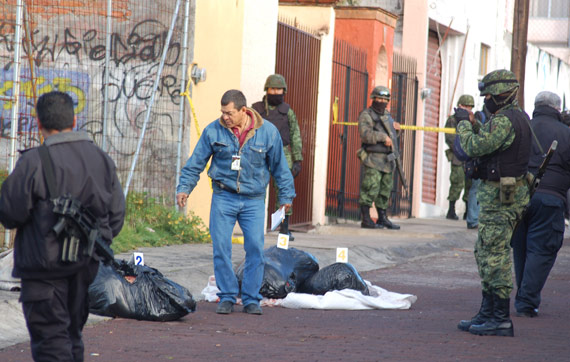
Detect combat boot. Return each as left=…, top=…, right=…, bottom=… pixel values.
left=279, top=215, right=294, bottom=241
left=360, top=205, right=379, bottom=229
left=446, top=200, right=459, bottom=220
left=469, top=296, right=514, bottom=337
left=377, top=208, right=400, bottom=230
left=458, top=291, right=493, bottom=331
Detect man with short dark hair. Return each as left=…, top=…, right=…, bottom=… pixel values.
left=511, top=91, right=570, bottom=318
left=0, top=91, right=125, bottom=361
left=177, top=89, right=295, bottom=315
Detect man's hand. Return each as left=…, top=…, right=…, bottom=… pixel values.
left=384, top=137, right=393, bottom=148
left=393, top=121, right=401, bottom=131
left=291, top=161, right=302, bottom=178
left=283, top=204, right=292, bottom=213
left=454, top=107, right=470, bottom=122
left=176, top=192, right=189, bottom=208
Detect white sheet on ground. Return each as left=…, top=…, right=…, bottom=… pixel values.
left=201, top=276, right=417, bottom=310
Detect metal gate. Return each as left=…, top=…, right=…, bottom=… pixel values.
left=389, top=53, right=419, bottom=217
left=325, top=39, right=368, bottom=221
left=266, top=20, right=320, bottom=229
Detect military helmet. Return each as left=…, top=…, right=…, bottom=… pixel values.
left=457, top=94, right=474, bottom=107
left=370, top=86, right=390, bottom=100
left=264, top=74, right=287, bottom=93
left=478, top=69, right=519, bottom=96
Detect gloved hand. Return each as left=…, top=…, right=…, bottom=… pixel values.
left=291, top=161, right=302, bottom=178
left=454, top=107, right=470, bottom=122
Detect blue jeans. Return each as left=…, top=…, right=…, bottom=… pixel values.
left=210, top=190, right=265, bottom=306
left=466, top=179, right=481, bottom=227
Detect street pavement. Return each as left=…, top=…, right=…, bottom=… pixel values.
left=1, top=216, right=569, bottom=360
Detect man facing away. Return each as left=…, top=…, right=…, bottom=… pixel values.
left=0, top=91, right=125, bottom=361
left=456, top=69, right=531, bottom=337
left=177, top=89, right=295, bottom=315
left=252, top=74, right=303, bottom=241
left=511, top=91, right=570, bottom=318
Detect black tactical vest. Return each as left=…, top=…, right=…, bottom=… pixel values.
left=361, top=108, right=394, bottom=153
left=478, top=108, right=531, bottom=181
left=252, top=100, right=291, bottom=146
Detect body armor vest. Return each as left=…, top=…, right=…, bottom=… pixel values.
left=478, top=108, right=531, bottom=181
left=361, top=108, right=394, bottom=153
left=252, top=100, right=291, bottom=146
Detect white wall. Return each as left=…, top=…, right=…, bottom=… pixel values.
left=240, top=0, right=279, bottom=104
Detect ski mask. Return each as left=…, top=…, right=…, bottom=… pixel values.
left=267, top=94, right=284, bottom=106
left=372, top=100, right=388, bottom=114
left=484, top=91, right=515, bottom=114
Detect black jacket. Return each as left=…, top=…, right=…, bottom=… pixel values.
left=0, top=132, right=125, bottom=279
left=529, top=105, right=570, bottom=201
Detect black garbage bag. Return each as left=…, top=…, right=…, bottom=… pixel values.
left=235, top=246, right=319, bottom=299
left=298, top=262, right=370, bottom=296
left=88, top=260, right=196, bottom=321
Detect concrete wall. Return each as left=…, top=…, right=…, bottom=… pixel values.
left=278, top=5, right=335, bottom=226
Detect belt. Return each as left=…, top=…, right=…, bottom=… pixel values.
left=485, top=176, right=527, bottom=187
left=214, top=181, right=238, bottom=193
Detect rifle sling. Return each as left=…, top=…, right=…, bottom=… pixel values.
left=38, top=144, right=59, bottom=199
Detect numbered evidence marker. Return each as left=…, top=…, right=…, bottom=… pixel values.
left=133, top=252, right=144, bottom=266
left=336, top=248, right=348, bottom=263
left=277, top=233, right=290, bottom=250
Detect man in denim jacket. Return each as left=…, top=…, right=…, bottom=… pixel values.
left=176, top=89, right=295, bottom=315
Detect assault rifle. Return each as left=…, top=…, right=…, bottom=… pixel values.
left=52, top=195, right=120, bottom=269
left=510, top=140, right=557, bottom=246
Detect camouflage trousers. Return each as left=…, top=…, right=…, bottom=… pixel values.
left=475, top=181, right=528, bottom=299
left=358, top=166, right=393, bottom=210
left=448, top=163, right=465, bottom=201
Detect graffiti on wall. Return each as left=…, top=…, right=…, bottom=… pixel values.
left=0, top=68, right=89, bottom=135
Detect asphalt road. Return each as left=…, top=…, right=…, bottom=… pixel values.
left=2, top=238, right=568, bottom=361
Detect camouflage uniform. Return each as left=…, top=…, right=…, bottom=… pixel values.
left=358, top=109, right=396, bottom=209
left=456, top=69, right=530, bottom=337
left=445, top=114, right=466, bottom=201
left=357, top=85, right=400, bottom=230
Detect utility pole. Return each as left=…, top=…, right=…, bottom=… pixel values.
left=511, top=0, right=530, bottom=109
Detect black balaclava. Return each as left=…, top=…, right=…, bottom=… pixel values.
left=484, top=90, right=517, bottom=114
left=267, top=94, right=284, bottom=106
left=372, top=100, right=388, bottom=114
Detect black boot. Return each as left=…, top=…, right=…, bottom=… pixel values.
left=458, top=291, right=493, bottom=331
left=279, top=215, right=295, bottom=241
left=360, top=205, right=379, bottom=229
left=463, top=201, right=468, bottom=220
left=377, top=208, right=400, bottom=230
left=446, top=200, right=459, bottom=220
left=469, top=296, right=514, bottom=337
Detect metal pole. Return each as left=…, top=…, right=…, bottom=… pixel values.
left=338, top=66, right=351, bottom=219
left=101, top=0, right=113, bottom=151
left=175, top=0, right=191, bottom=211
left=123, top=0, right=182, bottom=198
left=5, top=0, right=24, bottom=247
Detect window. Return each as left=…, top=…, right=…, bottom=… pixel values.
left=479, top=44, right=489, bottom=76
left=530, top=0, right=570, bottom=18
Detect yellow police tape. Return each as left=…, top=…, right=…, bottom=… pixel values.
left=400, top=125, right=456, bottom=134
left=331, top=121, right=457, bottom=134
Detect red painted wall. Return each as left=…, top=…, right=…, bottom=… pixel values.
left=334, top=17, right=395, bottom=107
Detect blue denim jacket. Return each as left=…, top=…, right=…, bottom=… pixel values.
left=177, top=108, right=296, bottom=205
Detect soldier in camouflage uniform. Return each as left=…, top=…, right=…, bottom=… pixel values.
left=456, top=70, right=531, bottom=337
left=444, top=94, right=475, bottom=220
left=252, top=74, right=303, bottom=240
left=356, top=86, right=401, bottom=230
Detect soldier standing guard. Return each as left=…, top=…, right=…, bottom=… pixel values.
left=356, top=86, right=401, bottom=230
left=252, top=74, right=303, bottom=241
left=444, top=94, right=475, bottom=220
left=456, top=70, right=531, bottom=337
